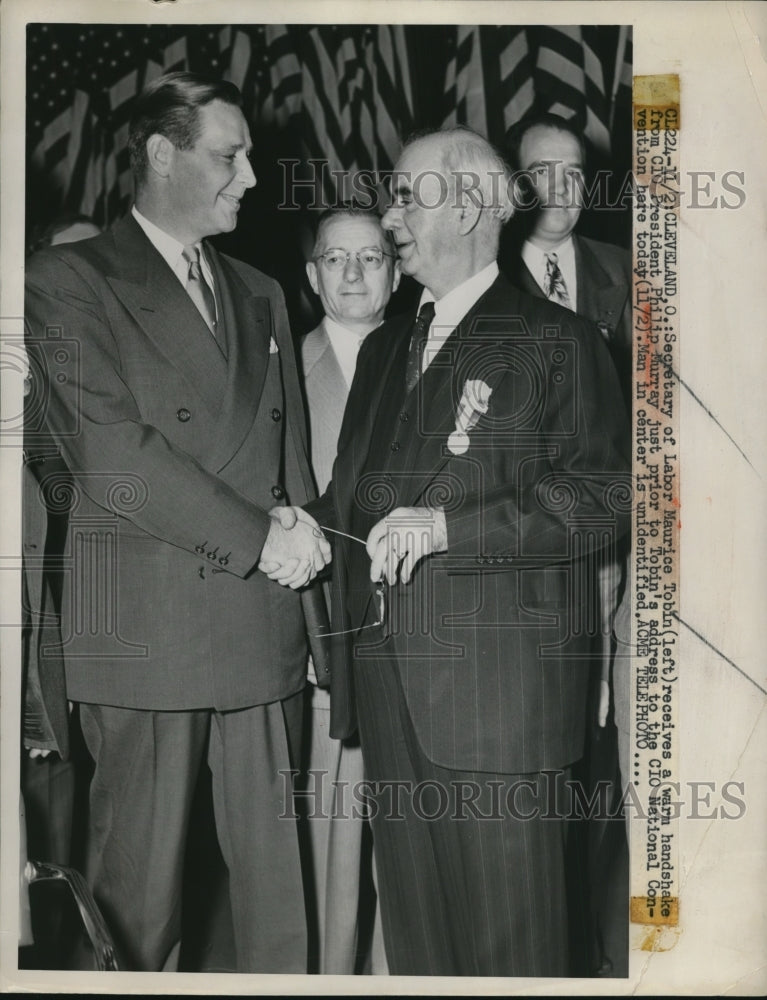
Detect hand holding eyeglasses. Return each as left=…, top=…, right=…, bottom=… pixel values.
left=258, top=505, right=331, bottom=589
left=367, top=506, right=448, bottom=585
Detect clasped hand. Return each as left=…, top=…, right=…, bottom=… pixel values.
left=259, top=506, right=331, bottom=589
left=367, top=507, right=447, bottom=585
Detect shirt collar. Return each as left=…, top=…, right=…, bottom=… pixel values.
left=132, top=206, right=189, bottom=271
left=131, top=205, right=213, bottom=289
left=522, top=235, right=575, bottom=273
left=418, top=260, right=499, bottom=331
left=323, top=315, right=371, bottom=344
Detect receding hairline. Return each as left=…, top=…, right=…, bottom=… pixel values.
left=312, top=209, right=392, bottom=257
left=518, top=122, right=585, bottom=164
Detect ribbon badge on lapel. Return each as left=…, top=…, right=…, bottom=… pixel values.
left=447, top=379, right=492, bottom=456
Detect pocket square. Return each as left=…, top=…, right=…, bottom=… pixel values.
left=269, top=335, right=279, bottom=354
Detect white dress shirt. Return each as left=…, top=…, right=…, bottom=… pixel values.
left=418, top=260, right=499, bottom=374
left=521, top=236, right=578, bottom=311
left=323, top=317, right=369, bottom=389
left=131, top=206, right=219, bottom=324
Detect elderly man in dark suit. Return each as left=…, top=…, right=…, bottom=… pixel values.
left=300, top=207, right=399, bottom=974
left=24, top=71, right=330, bottom=973
left=270, top=126, right=630, bottom=976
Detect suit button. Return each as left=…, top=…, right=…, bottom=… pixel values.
left=271, top=485, right=285, bottom=500
left=390, top=441, right=400, bottom=452
left=271, top=408, right=282, bottom=422
left=399, top=411, right=409, bottom=422
left=177, top=408, right=191, bottom=422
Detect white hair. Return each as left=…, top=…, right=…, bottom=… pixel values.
left=434, top=127, right=516, bottom=223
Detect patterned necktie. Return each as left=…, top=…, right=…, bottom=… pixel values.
left=543, top=252, right=571, bottom=309
left=405, top=300, right=436, bottom=394
left=182, top=245, right=217, bottom=334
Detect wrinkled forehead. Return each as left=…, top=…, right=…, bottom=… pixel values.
left=317, top=215, right=389, bottom=250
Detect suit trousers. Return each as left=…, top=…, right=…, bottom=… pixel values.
left=78, top=694, right=305, bottom=973
left=354, top=654, right=570, bottom=977
left=302, top=683, right=388, bottom=974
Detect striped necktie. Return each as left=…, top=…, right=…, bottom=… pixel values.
left=543, top=252, right=571, bottom=309
left=182, top=245, right=217, bottom=334
left=405, top=300, right=436, bottom=394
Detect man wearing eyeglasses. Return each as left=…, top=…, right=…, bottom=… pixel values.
left=299, top=208, right=399, bottom=974
left=272, top=127, right=630, bottom=977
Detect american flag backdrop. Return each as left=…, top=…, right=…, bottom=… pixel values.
left=27, top=23, right=632, bottom=231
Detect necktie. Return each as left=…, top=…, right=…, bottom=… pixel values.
left=182, top=245, right=217, bottom=333
left=404, top=300, right=436, bottom=394
left=543, top=252, right=571, bottom=309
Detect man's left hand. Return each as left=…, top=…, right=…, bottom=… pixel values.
left=367, top=507, right=447, bottom=585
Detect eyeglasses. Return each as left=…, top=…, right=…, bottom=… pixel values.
left=313, top=248, right=394, bottom=271
left=311, top=525, right=385, bottom=637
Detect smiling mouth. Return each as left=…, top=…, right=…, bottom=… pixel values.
left=221, top=194, right=241, bottom=208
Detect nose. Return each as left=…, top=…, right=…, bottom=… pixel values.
left=550, top=162, right=569, bottom=200
left=342, top=254, right=363, bottom=281
left=381, top=205, right=400, bottom=231
left=239, top=154, right=257, bottom=189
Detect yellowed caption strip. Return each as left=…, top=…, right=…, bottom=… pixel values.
left=630, top=74, right=680, bottom=939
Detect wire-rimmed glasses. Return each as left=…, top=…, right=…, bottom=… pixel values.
left=313, top=248, right=395, bottom=271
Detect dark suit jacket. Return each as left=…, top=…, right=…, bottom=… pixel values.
left=24, top=214, right=328, bottom=711
left=308, top=274, right=630, bottom=774
left=510, top=234, right=632, bottom=403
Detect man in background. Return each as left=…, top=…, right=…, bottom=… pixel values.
left=505, top=112, right=632, bottom=975
left=25, top=71, right=330, bottom=972
left=504, top=113, right=631, bottom=404
left=300, top=207, right=399, bottom=974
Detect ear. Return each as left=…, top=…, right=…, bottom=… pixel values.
left=456, top=185, right=483, bottom=236
left=390, top=259, right=402, bottom=294
left=146, top=133, right=174, bottom=179
left=306, top=260, right=320, bottom=296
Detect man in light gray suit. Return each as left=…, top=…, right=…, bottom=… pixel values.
left=300, top=208, right=399, bottom=974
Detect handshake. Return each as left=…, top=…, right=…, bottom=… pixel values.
left=259, top=504, right=449, bottom=590
left=258, top=506, right=331, bottom=590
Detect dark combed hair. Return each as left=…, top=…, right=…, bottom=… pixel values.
left=128, top=71, right=243, bottom=182
left=504, top=112, right=587, bottom=172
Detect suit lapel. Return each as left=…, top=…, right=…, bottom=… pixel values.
left=105, top=216, right=228, bottom=416
left=574, top=235, right=628, bottom=330
left=204, top=245, right=271, bottom=468
left=336, top=313, right=412, bottom=531
left=304, top=322, right=348, bottom=445
left=389, top=276, right=522, bottom=506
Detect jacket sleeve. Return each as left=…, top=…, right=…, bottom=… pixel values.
left=25, top=250, right=272, bottom=579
